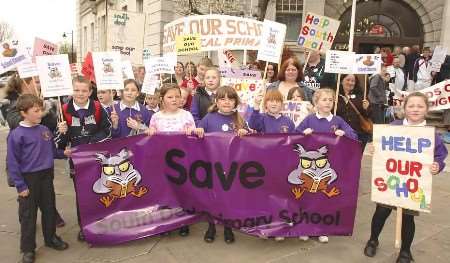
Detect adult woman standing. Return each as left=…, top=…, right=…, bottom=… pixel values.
left=336, top=74, right=371, bottom=151
left=174, top=62, right=185, bottom=86
left=267, top=58, right=312, bottom=101
left=266, top=63, right=278, bottom=84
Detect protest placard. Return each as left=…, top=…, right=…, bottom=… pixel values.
left=141, top=74, right=160, bottom=95
left=175, top=34, right=202, bottom=55
left=92, top=52, right=124, bottom=90
left=257, top=20, right=286, bottom=64
left=122, top=60, right=135, bottom=80
left=32, top=37, right=58, bottom=62
left=391, top=80, right=450, bottom=111
left=218, top=50, right=238, bottom=68
left=163, top=15, right=264, bottom=54
left=108, top=10, right=145, bottom=65
left=144, top=56, right=176, bottom=75
left=297, top=13, right=340, bottom=52
left=324, top=50, right=355, bottom=74
left=281, top=100, right=313, bottom=127
left=0, top=52, right=29, bottom=74
left=143, top=48, right=152, bottom=61
left=36, top=54, right=73, bottom=97
left=353, top=54, right=382, bottom=74
left=371, top=125, right=435, bottom=212
left=17, top=62, right=39, bottom=78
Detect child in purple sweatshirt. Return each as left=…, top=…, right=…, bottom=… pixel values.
left=110, top=79, right=152, bottom=138
left=295, top=88, right=356, bottom=243
left=249, top=89, right=295, bottom=133
left=364, top=92, right=448, bottom=263
left=7, top=95, right=69, bottom=263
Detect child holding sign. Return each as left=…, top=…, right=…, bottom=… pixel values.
left=249, top=89, right=295, bottom=133
left=198, top=86, right=250, bottom=244
left=364, top=92, right=448, bottom=263
left=191, top=67, right=221, bottom=125
left=295, top=88, right=356, bottom=243
left=110, top=79, right=152, bottom=138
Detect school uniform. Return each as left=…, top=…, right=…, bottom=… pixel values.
left=191, top=87, right=215, bottom=125
left=109, top=101, right=152, bottom=138
left=199, top=112, right=247, bottom=133
left=295, top=113, right=357, bottom=140
left=248, top=109, right=295, bottom=133
left=7, top=123, right=65, bottom=253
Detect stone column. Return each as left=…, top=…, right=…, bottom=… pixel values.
left=440, top=0, right=450, bottom=50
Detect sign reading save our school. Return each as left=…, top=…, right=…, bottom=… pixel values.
left=371, top=125, right=435, bottom=213
left=163, top=15, right=264, bottom=54
left=298, top=13, right=340, bottom=52
left=71, top=133, right=362, bottom=245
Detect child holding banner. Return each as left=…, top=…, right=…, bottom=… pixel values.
left=198, top=85, right=250, bottom=244
left=249, top=89, right=295, bottom=133
left=191, top=67, right=221, bottom=125
left=7, top=94, right=69, bottom=263
left=295, top=88, right=356, bottom=243
left=364, top=92, right=448, bottom=263
left=56, top=76, right=112, bottom=242
left=110, top=79, right=152, bottom=138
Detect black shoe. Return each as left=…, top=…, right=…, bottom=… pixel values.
left=224, top=227, right=235, bottom=244
left=396, top=251, right=414, bottom=263
left=45, top=235, right=69, bottom=251
left=77, top=230, right=85, bottom=242
left=179, top=226, right=190, bottom=237
left=363, top=240, right=379, bottom=257
left=22, top=251, right=35, bottom=263
left=204, top=224, right=216, bottom=243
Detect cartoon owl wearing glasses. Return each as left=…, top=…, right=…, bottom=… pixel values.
left=93, top=148, right=148, bottom=208
left=287, top=144, right=340, bottom=200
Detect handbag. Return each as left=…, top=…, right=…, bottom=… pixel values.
left=347, top=98, right=373, bottom=134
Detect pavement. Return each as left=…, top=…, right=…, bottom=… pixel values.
left=1, top=126, right=449, bottom=263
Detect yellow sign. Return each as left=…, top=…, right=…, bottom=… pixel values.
left=175, top=34, right=202, bottom=55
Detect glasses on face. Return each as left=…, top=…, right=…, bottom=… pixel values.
left=286, top=68, right=298, bottom=72
left=300, top=157, right=328, bottom=169
left=102, top=161, right=130, bottom=176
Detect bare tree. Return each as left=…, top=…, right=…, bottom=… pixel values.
left=0, top=21, right=14, bottom=44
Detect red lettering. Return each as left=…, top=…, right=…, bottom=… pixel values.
left=438, top=97, right=448, bottom=106
left=386, top=158, right=396, bottom=172
left=406, top=179, right=418, bottom=193
left=305, top=14, right=314, bottom=25
left=444, top=84, right=450, bottom=92
left=249, top=83, right=256, bottom=92
left=374, top=177, right=387, bottom=191
left=434, top=88, right=442, bottom=96
left=301, top=25, right=310, bottom=35
left=409, top=161, right=422, bottom=177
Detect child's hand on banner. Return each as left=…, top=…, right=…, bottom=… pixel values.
left=57, top=121, right=68, bottom=134
left=335, top=129, right=345, bottom=136
left=237, top=129, right=248, bottom=137
left=303, top=128, right=313, bottom=135
left=430, top=162, right=440, bottom=175
left=18, top=189, right=29, bottom=198
left=64, top=147, right=72, bottom=157
left=194, top=128, right=204, bottom=138
left=145, top=127, right=157, bottom=136
left=126, top=117, right=140, bottom=130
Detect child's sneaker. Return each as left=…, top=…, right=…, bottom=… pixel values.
left=299, top=236, right=309, bottom=241
left=318, top=235, right=329, bottom=243
left=274, top=237, right=285, bottom=241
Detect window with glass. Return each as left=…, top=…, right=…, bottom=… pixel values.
left=275, top=0, right=303, bottom=41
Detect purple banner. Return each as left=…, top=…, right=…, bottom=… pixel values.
left=72, top=133, right=362, bottom=246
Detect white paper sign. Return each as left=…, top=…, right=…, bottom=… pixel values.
left=371, top=125, right=435, bottom=212
left=36, top=54, right=73, bottom=97
left=325, top=50, right=355, bottom=74
left=141, top=74, right=160, bottom=95
left=92, top=52, right=124, bottom=90
left=0, top=52, right=29, bottom=74
left=257, top=20, right=286, bottom=63
left=144, top=56, right=176, bottom=75
left=353, top=54, right=382, bottom=74
left=17, top=62, right=39, bottom=78
left=122, top=60, right=135, bottom=80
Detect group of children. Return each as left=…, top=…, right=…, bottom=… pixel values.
left=6, top=58, right=447, bottom=263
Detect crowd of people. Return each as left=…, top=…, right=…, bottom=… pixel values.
left=1, top=46, right=449, bottom=263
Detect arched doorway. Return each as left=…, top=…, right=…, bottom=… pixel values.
left=334, top=0, right=424, bottom=52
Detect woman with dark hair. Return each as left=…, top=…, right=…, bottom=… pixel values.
left=335, top=74, right=371, bottom=151
left=174, top=61, right=185, bottom=86
left=267, top=57, right=313, bottom=101
left=266, top=63, right=278, bottom=84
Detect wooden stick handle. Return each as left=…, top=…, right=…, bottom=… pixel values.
left=334, top=74, right=341, bottom=115
left=57, top=97, right=64, bottom=123
left=303, top=51, right=311, bottom=74
left=395, top=207, right=403, bottom=249
left=263, top=61, right=269, bottom=81
left=364, top=74, right=368, bottom=100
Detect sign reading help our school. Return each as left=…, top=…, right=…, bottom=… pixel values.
left=297, top=13, right=340, bottom=52
left=175, top=34, right=202, bottom=55
left=353, top=54, right=382, bottom=74
left=324, top=50, right=355, bottom=74
left=36, top=54, right=73, bottom=97
left=92, top=52, right=124, bottom=90
left=371, top=125, right=435, bottom=213
left=257, top=20, right=286, bottom=63
left=108, top=10, right=145, bottom=65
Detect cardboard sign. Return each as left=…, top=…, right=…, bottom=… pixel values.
left=324, top=50, right=355, bottom=74
left=144, top=56, right=176, bottom=75
left=297, top=13, right=340, bottom=52
left=353, top=54, right=382, bottom=74
left=17, top=62, right=39, bottom=78
left=175, top=34, right=202, bottom=55
left=108, top=10, right=145, bottom=65
left=122, top=60, right=135, bottom=80
left=36, top=54, right=73, bottom=97
left=92, top=52, right=124, bottom=90
left=141, top=74, right=160, bottom=95
left=281, top=100, right=313, bottom=127
left=32, top=37, right=58, bottom=62
left=391, top=80, right=450, bottom=111
left=371, top=125, right=434, bottom=212
left=257, top=20, right=286, bottom=63
left=163, top=15, right=264, bottom=54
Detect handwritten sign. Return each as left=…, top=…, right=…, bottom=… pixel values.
left=297, top=13, right=340, bottom=52
left=36, top=54, right=73, bottom=97
left=257, top=20, right=286, bottom=63
left=144, top=56, right=176, bottom=75
left=32, top=37, right=58, bottom=62
left=281, top=100, right=312, bottom=127
left=371, top=125, right=434, bottom=212
left=141, top=74, right=160, bottom=95
left=92, top=52, right=124, bottom=90
left=324, top=50, right=355, bottom=74
left=17, top=62, right=39, bottom=78
left=175, top=34, right=202, bottom=55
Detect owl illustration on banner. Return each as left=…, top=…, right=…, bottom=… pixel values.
left=287, top=144, right=340, bottom=200
left=93, top=148, right=148, bottom=208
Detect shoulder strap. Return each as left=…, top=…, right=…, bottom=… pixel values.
left=344, top=96, right=364, bottom=117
